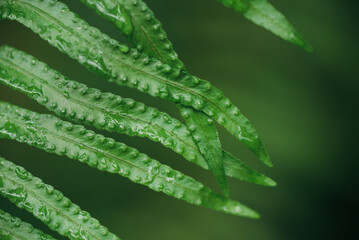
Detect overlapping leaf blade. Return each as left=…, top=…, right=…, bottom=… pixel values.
left=0, top=157, right=121, bottom=240
left=180, top=107, right=228, bottom=196
left=0, top=208, right=57, bottom=240
left=80, top=0, right=185, bottom=71
left=0, top=45, right=275, bottom=187
left=0, top=102, right=260, bottom=218
left=216, top=0, right=312, bottom=51
left=79, top=0, right=229, bottom=196
left=0, top=0, right=272, bottom=167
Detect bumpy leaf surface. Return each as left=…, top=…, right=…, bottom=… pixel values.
left=0, top=0, right=272, bottom=167
left=0, top=102, right=260, bottom=218
left=0, top=45, right=275, bottom=187
left=0, top=208, right=57, bottom=240
left=79, top=0, right=228, bottom=196
left=216, top=0, right=312, bottom=51
left=80, top=0, right=185, bottom=69
left=0, top=157, right=121, bottom=240
left=0, top=45, right=205, bottom=169
left=180, top=107, right=228, bottom=196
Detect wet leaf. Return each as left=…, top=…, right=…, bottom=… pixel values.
left=0, top=102, right=260, bottom=218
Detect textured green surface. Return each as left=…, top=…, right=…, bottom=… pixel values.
left=216, top=0, right=312, bottom=51
left=80, top=0, right=229, bottom=196
left=0, top=45, right=275, bottom=187
left=79, top=0, right=133, bottom=36
left=0, top=102, right=260, bottom=218
left=180, top=107, right=228, bottom=196
left=0, top=0, right=271, bottom=167
left=0, top=157, right=121, bottom=240
left=1, top=0, right=354, bottom=239
left=0, top=208, right=57, bottom=240
left=81, top=0, right=185, bottom=70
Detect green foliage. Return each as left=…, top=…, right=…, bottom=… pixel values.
left=0, top=101, right=259, bottom=218
left=180, top=107, right=228, bottom=196
left=216, top=0, right=312, bottom=51
left=0, top=0, right=311, bottom=239
left=0, top=45, right=275, bottom=187
left=0, top=157, right=121, bottom=240
left=0, top=0, right=271, bottom=167
left=0, top=208, right=57, bottom=240
left=81, top=0, right=230, bottom=197
left=81, top=0, right=185, bottom=70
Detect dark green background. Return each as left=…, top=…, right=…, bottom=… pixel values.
left=1, top=0, right=358, bottom=239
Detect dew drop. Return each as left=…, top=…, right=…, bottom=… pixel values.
left=15, top=167, right=29, bottom=180
left=63, top=91, right=70, bottom=99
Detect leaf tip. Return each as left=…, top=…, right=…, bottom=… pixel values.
left=260, top=153, right=273, bottom=167
left=245, top=208, right=261, bottom=220
left=222, top=200, right=260, bottom=219
left=291, top=32, right=313, bottom=53
left=264, top=177, right=277, bottom=187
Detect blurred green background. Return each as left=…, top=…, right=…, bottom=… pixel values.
left=1, top=0, right=358, bottom=239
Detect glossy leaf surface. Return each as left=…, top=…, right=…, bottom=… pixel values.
left=0, top=208, right=57, bottom=240
left=0, top=0, right=272, bottom=167
left=0, top=157, right=121, bottom=240
left=79, top=0, right=229, bottom=196
left=180, top=107, right=228, bottom=196
left=0, top=45, right=275, bottom=187
left=0, top=102, right=260, bottom=218
left=217, top=0, right=312, bottom=51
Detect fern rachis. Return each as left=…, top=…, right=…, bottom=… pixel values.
left=0, top=0, right=312, bottom=238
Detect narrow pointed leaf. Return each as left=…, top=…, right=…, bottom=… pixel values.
left=0, top=45, right=204, bottom=170
left=223, top=151, right=276, bottom=186
left=180, top=107, right=228, bottom=196
left=0, top=157, right=121, bottom=240
left=0, top=45, right=275, bottom=187
left=80, top=0, right=185, bottom=70
left=216, top=0, right=312, bottom=51
left=79, top=0, right=228, bottom=195
left=0, top=208, right=57, bottom=240
left=0, top=102, right=259, bottom=218
left=0, top=0, right=272, bottom=167
left=79, top=0, right=133, bottom=36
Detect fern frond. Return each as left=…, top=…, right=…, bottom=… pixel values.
left=180, top=107, right=228, bottom=196
left=0, top=0, right=272, bottom=167
left=0, top=45, right=204, bottom=169
left=80, top=0, right=184, bottom=71
left=0, top=208, right=57, bottom=240
left=0, top=157, right=121, bottom=240
left=0, top=102, right=260, bottom=218
left=81, top=0, right=230, bottom=196
left=0, top=45, right=275, bottom=187
left=216, top=0, right=312, bottom=51
left=79, top=0, right=133, bottom=37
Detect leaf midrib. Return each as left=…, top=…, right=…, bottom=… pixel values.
left=15, top=0, right=245, bottom=136
left=1, top=110, right=208, bottom=202
left=0, top=226, right=28, bottom=240
left=0, top=57, right=200, bottom=154
left=1, top=174, right=100, bottom=240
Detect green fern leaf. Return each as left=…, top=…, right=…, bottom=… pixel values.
left=0, top=102, right=260, bottom=218
left=0, top=157, right=121, bottom=240
left=222, top=151, right=275, bottom=186
left=216, top=0, right=312, bottom=51
left=180, top=107, right=228, bottom=196
left=79, top=0, right=229, bottom=196
left=0, top=45, right=205, bottom=169
left=79, top=0, right=133, bottom=36
left=80, top=0, right=184, bottom=70
left=0, top=208, right=57, bottom=240
left=0, top=0, right=272, bottom=167
left=0, top=45, right=275, bottom=187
